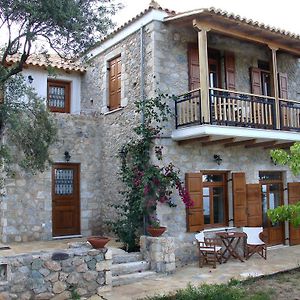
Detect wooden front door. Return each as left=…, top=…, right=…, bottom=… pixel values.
left=259, top=172, right=284, bottom=245
left=52, top=163, right=80, bottom=237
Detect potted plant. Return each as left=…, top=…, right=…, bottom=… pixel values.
left=87, top=236, right=110, bottom=249
left=147, top=216, right=166, bottom=237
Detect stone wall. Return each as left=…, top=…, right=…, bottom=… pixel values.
left=0, top=243, right=112, bottom=299
left=140, top=236, right=176, bottom=274
left=1, top=113, right=103, bottom=243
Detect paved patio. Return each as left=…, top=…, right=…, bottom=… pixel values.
left=95, top=244, right=300, bottom=300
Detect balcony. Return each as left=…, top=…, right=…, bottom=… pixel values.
left=172, top=88, right=300, bottom=148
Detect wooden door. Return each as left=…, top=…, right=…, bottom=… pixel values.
left=246, top=184, right=262, bottom=227
left=109, top=55, right=121, bottom=110
left=232, top=173, right=247, bottom=227
left=52, top=163, right=80, bottom=237
left=260, top=172, right=284, bottom=245
left=288, top=182, right=300, bottom=245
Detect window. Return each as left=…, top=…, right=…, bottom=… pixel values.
left=202, top=172, right=227, bottom=227
left=47, top=80, right=70, bottom=113
left=108, top=55, right=121, bottom=111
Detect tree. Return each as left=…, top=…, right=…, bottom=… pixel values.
left=0, top=0, right=118, bottom=186
left=268, top=143, right=300, bottom=227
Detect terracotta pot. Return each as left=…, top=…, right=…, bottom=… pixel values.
left=147, top=226, right=166, bottom=237
left=87, top=236, right=110, bottom=249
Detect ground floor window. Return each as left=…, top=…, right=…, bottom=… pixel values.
left=202, top=172, right=228, bottom=227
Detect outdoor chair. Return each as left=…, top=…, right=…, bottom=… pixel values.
left=242, top=227, right=267, bottom=260
left=195, top=231, right=223, bottom=268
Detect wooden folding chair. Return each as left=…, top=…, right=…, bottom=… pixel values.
left=243, top=227, right=267, bottom=260
left=195, top=232, right=223, bottom=268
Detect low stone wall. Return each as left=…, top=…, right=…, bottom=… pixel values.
left=140, top=236, right=176, bottom=274
left=0, top=243, right=112, bottom=300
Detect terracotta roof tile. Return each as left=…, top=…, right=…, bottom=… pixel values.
left=6, top=54, right=86, bottom=73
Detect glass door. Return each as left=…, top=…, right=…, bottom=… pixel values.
left=260, top=172, right=284, bottom=245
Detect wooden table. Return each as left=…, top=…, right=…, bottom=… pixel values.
left=216, top=231, right=246, bottom=263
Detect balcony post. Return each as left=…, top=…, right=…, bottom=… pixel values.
left=193, top=20, right=210, bottom=123
left=269, top=45, right=280, bottom=129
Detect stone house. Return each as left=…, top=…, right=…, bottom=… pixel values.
left=2, top=2, right=300, bottom=265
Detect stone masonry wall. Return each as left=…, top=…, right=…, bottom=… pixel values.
left=0, top=243, right=112, bottom=299
left=2, top=113, right=103, bottom=243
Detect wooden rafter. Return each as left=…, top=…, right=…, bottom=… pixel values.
left=245, top=140, right=277, bottom=148
left=178, top=135, right=211, bottom=145
left=224, top=139, right=256, bottom=148
left=264, top=142, right=294, bottom=149
left=202, top=137, right=235, bottom=146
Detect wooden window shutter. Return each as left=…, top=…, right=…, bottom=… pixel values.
left=225, top=52, right=236, bottom=90
left=185, top=173, right=204, bottom=232
left=250, top=67, right=262, bottom=95
left=288, top=182, right=300, bottom=245
left=246, top=184, right=262, bottom=227
left=278, top=72, right=288, bottom=99
left=188, top=45, right=200, bottom=91
left=232, top=172, right=247, bottom=227
left=109, top=55, right=121, bottom=110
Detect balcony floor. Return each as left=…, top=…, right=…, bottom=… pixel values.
left=172, top=124, right=300, bottom=148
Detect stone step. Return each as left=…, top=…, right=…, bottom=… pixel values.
left=112, top=271, right=157, bottom=287
left=112, top=252, right=143, bottom=264
left=111, top=260, right=150, bottom=276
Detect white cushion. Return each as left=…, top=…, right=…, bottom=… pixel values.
left=195, top=231, right=205, bottom=243
left=242, top=227, right=265, bottom=245
left=200, top=246, right=222, bottom=252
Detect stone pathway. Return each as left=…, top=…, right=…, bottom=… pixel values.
left=91, top=245, right=300, bottom=300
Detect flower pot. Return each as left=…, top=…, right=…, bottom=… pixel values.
left=87, top=236, right=110, bottom=249
left=147, top=226, right=166, bottom=237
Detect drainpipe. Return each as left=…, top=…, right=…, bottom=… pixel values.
left=140, top=26, right=145, bottom=124
left=140, top=26, right=147, bottom=235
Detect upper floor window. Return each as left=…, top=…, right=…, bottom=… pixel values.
left=108, top=55, right=121, bottom=111
left=47, top=80, right=70, bottom=113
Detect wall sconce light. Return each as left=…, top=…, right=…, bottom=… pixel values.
left=64, top=151, right=71, bottom=162
left=27, top=75, right=34, bottom=84
left=270, top=156, right=277, bottom=165
left=213, top=154, right=222, bottom=165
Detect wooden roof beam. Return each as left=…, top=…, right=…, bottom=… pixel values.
left=193, top=19, right=300, bottom=57
left=202, top=137, right=235, bottom=146
left=264, top=142, right=294, bottom=149
left=177, top=135, right=211, bottom=145
left=245, top=140, right=277, bottom=148
left=224, top=139, right=256, bottom=148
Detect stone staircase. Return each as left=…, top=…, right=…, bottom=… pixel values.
left=111, top=251, right=156, bottom=286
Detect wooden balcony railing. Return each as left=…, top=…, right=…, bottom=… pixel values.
left=280, top=99, right=300, bottom=131
left=209, top=88, right=276, bottom=129
left=174, top=88, right=300, bottom=131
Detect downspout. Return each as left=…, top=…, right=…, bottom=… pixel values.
left=140, top=26, right=145, bottom=124
left=140, top=25, right=147, bottom=235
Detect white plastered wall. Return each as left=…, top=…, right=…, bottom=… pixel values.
left=22, top=67, right=82, bottom=114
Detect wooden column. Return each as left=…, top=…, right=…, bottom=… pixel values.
left=193, top=20, right=210, bottom=123
left=269, top=45, right=280, bottom=129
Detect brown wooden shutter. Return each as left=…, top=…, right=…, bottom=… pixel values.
left=225, top=52, right=236, bottom=90
left=232, top=172, right=247, bottom=227
left=246, top=184, right=262, bottom=227
left=186, top=173, right=204, bottom=232
left=250, top=67, right=262, bottom=95
left=278, top=72, right=288, bottom=99
left=188, top=45, right=200, bottom=91
left=288, top=182, right=300, bottom=245
left=109, top=55, right=121, bottom=110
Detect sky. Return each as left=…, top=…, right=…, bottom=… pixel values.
left=116, top=0, right=300, bottom=34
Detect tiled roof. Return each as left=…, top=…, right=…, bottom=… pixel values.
left=165, top=7, right=300, bottom=41
left=89, top=0, right=176, bottom=50
left=6, top=54, right=86, bottom=73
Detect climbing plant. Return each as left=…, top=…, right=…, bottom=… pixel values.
left=110, top=94, right=193, bottom=252
left=268, top=143, right=300, bottom=226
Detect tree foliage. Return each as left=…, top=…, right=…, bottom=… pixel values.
left=270, top=142, right=300, bottom=176
left=267, top=202, right=300, bottom=227
left=109, top=94, right=193, bottom=252
left=0, top=0, right=118, bottom=184
left=0, top=0, right=118, bottom=82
